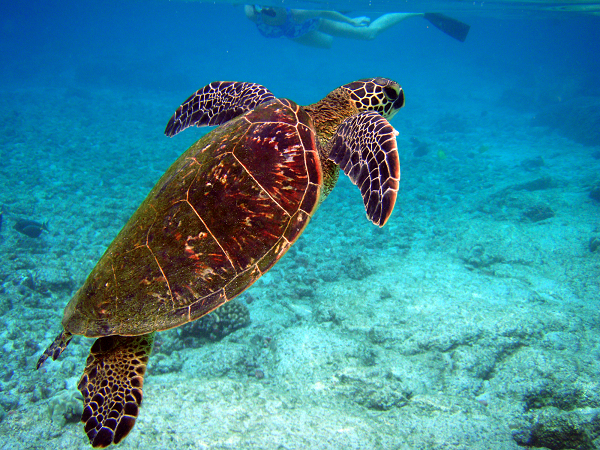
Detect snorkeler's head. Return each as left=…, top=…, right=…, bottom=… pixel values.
left=253, top=5, right=277, bottom=17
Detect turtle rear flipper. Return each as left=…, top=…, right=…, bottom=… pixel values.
left=78, top=333, right=154, bottom=448
left=328, top=111, right=400, bottom=227
left=37, top=331, right=73, bottom=368
left=165, top=81, right=276, bottom=136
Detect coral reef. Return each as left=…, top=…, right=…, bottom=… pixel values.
left=179, top=299, right=250, bottom=343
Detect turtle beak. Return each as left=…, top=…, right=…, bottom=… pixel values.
left=393, top=88, right=405, bottom=110
left=385, top=88, right=405, bottom=121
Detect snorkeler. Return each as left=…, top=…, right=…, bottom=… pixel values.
left=244, top=6, right=470, bottom=48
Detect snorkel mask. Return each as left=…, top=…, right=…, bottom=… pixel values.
left=253, top=5, right=277, bottom=17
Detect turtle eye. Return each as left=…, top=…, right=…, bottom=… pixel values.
left=383, top=86, right=398, bottom=101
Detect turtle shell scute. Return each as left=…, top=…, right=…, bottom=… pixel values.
left=62, top=99, right=322, bottom=337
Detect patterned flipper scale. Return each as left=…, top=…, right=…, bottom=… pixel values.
left=328, top=111, right=400, bottom=227
left=164, top=81, right=276, bottom=137
left=78, top=333, right=155, bottom=448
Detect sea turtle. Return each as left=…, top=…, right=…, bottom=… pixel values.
left=37, top=77, right=404, bottom=447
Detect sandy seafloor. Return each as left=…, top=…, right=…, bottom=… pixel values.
left=1, top=1, right=600, bottom=449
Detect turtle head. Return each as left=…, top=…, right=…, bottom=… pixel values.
left=341, top=77, right=405, bottom=120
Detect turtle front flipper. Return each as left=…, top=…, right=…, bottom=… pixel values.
left=78, top=333, right=155, bottom=448
left=165, top=81, right=276, bottom=136
left=328, top=111, right=400, bottom=227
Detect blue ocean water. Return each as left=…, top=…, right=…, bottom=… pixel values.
left=1, top=0, right=600, bottom=448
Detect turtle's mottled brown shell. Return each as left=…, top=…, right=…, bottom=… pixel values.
left=63, top=98, right=321, bottom=337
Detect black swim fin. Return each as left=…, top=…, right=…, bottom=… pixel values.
left=423, top=13, right=470, bottom=42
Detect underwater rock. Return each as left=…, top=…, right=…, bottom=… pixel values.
left=589, top=185, right=600, bottom=203
left=520, top=156, right=545, bottom=172
left=410, top=136, right=430, bottom=157
left=312, top=307, right=342, bottom=325
left=13, top=219, right=49, bottom=238
left=460, top=244, right=503, bottom=270
left=344, top=255, right=374, bottom=281
left=354, top=384, right=408, bottom=411
left=294, top=284, right=315, bottom=299
left=523, top=383, right=600, bottom=411
left=320, top=267, right=340, bottom=283
left=512, top=176, right=555, bottom=192
left=179, top=299, right=250, bottom=343
left=532, top=96, right=600, bottom=147
left=31, top=267, right=75, bottom=296
left=339, top=373, right=410, bottom=411
left=522, top=205, right=555, bottom=223
left=150, top=351, right=184, bottom=375
left=379, top=286, right=392, bottom=300
left=589, top=237, right=600, bottom=253
left=512, top=408, right=599, bottom=450
left=514, top=382, right=600, bottom=449
left=47, top=390, right=83, bottom=428
left=433, top=112, right=467, bottom=134
left=6, top=267, right=74, bottom=300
